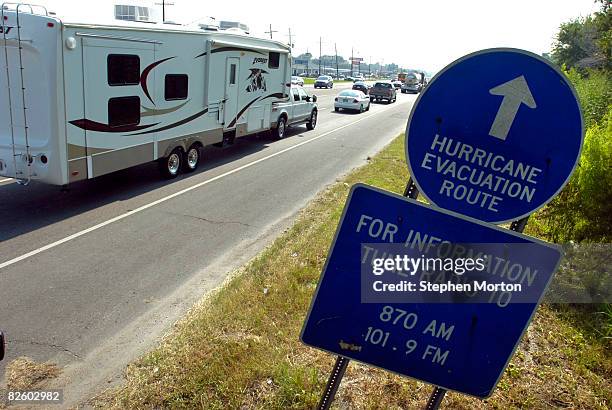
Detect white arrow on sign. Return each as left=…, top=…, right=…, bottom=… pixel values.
left=488, top=75, right=537, bottom=140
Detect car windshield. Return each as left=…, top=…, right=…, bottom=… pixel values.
left=317, top=76, right=328, bottom=80
left=339, top=90, right=361, bottom=97
left=374, top=83, right=392, bottom=88
left=354, top=82, right=365, bottom=86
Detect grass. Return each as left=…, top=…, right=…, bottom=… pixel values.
left=97, top=135, right=611, bottom=409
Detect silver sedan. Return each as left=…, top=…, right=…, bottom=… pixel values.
left=291, top=76, right=305, bottom=86
left=334, top=90, right=371, bottom=113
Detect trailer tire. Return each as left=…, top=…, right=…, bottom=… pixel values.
left=183, top=144, right=201, bottom=173
left=160, top=147, right=183, bottom=178
left=273, top=116, right=287, bottom=140
left=306, top=109, right=318, bottom=130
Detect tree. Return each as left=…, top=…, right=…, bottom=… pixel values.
left=551, top=1, right=611, bottom=69
left=551, top=17, right=600, bottom=69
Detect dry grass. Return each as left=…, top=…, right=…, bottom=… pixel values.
left=4, top=357, right=60, bottom=391
left=95, top=136, right=611, bottom=409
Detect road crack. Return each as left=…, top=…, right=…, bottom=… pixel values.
left=169, top=212, right=255, bottom=228
left=11, top=339, right=81, bottom=359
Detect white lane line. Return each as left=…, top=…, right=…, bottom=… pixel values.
left=0, top=102, right=405, bottom=270
left=0, top=178, right=14, bottom=183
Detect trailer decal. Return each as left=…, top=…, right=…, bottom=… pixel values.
left=141, top=100, right=190, bottom=117
left=126, top=108, right=209, bottom=135
left=228, top=97, right=261, bottom=128
left=194, top=46, right=266, bottom=59
left=69, top=119, right=159, bottom=133
left=140, top=56, right=176, bottom=105
left=261, top=92, right=289, bottom=100
left=246, top=68, right=268, bottom=92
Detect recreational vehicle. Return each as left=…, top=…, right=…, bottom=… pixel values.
left=0, top=4, right=318, bottom=186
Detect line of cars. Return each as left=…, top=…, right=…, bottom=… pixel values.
left=333, top=79, right=399, bottom=113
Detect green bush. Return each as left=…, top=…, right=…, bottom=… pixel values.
left=565, top=68, right=611, bottom=127
left=537, top=103, right=612, bottom=243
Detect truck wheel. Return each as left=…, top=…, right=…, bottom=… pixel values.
left=366, top=102, right=371, bottom=111
left=306, top=110, right=317, bottom=130
left=183, top=144, right=201, bottom=172
left=274, top=116, right=287, bottom=139
left=334, top=107, right=339, bottom=112
left=359, top=104, right=364, bottom=113
left=159, top=147, right=182, bottom=178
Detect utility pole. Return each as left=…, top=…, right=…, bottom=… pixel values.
left=265, top=24, right=278, bottom=39
left=351, top=47, right=354, bottom=75
left=154, top=0, right=175, bottom=22
left=319, top=37, right=322, bottom=75
left=335, top=43, right=339, bottom=80
left=287, top=28, right=293, bottom=48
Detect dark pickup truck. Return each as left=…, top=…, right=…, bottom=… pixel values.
left=369, top=82, right=397, bottom=103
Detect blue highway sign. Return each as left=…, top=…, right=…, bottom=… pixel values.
left=301, top=184, right=562, bottom=398
left=405, top=48, right=583, bottom=223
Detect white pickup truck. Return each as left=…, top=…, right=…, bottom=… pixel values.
left=270, top=85, right=318, bottom=139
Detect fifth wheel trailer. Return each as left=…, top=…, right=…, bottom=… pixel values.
left=0, top=4, right=315, bottom=186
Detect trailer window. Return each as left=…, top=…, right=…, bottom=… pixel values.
left=165, top=74, right=188, bottom=100
left=108, top=96, right=140, bottom=127
left=268, top=52, right=280, bottom=69
left=107, top=54, right=140, bottom=86
left=229, top=64, right=237, bottom=85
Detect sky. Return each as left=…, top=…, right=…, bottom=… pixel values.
left=30, top=0, right=600, bottom=73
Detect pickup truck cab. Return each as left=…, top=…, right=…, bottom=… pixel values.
left=369, top=82, right=397, bottom=103
left=271, top=85, right=318, bottom=139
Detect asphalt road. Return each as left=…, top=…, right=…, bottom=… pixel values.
left=0, top=82, right=416, bottom=403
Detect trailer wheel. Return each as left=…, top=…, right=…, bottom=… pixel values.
left=183, top=144, right=201, bottom=173
left=306, top=109, right=317, bottom=130
left=159, top=148, right=182, bottom=178
left=274, top=116, right=287, bottom=139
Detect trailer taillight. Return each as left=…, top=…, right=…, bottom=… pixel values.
left=47, top=22, right=54, bottom=27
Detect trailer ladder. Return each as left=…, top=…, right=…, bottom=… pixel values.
left=1, top=2, right=47, bottom=185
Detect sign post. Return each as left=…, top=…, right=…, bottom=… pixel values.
left=304, top=48, right=583, bottom=409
